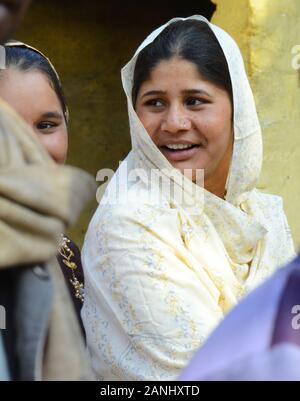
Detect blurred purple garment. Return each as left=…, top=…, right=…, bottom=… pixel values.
left=180, top=255, right=300, bottom=381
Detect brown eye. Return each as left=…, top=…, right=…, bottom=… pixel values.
left=145, top=99, right=164, bottom=107
left=186, top=98, right=204, bottom=107
left=37, top=121, right=58, bottom=131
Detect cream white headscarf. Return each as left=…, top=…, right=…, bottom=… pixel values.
left=82, top=15, right=295, bottom=381
left=120, top=15, right=295, bottom=292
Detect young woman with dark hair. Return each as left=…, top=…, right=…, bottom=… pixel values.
left=82, top=16, right=295, bottom=380
left=0, top=42, right=85, bottom=327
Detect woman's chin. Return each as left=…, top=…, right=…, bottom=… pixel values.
left=165, top=162, right=206, bottom=186
left=160, top=147, right=207, bottom=171
left=170, top=161, right=207, bottom=176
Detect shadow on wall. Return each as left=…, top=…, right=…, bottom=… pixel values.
left=15, top=0, right=216, bottom=246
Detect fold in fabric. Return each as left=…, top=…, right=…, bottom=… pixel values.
left=0, top=98, right=96, bottom=380
left=180, top=255, right=300, bottom=381
left=0, top=99, right=96, bottom=268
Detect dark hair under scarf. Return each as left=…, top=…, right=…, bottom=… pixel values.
left=3, top=41, right=69, bottom=123
left=132, top=20, right=233, bottom=107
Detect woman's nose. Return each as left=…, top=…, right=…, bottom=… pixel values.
left=161, top=106, right=191, bottom=133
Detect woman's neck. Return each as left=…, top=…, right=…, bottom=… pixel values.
left=205, top=173, right=227, bottom=199
left=204, top=138, right=233, bottom=199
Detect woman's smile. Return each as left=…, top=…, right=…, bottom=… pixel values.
left=160, top=141, right=202, bottom=162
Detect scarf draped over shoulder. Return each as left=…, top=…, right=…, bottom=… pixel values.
left=82, top=16, right=295, bottom=381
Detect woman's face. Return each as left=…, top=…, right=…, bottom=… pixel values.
left=135, top=57, right=233, bottom=191
left=0, top=68, right=68, bottom=164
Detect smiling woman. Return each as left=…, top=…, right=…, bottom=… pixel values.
left=135, top=58, right=233, bottom=198
left=82, top=15, right=296, bottom=381
left=133, top=20, right=234, bottom=199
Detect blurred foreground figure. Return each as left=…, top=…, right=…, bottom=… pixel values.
left=0, top=0, right=31, bottom=42
left=180, top=256, right=300, bottom=381
left=0, top=101, right=95, bottom=380
left=0, top=0, right=95, bottom=380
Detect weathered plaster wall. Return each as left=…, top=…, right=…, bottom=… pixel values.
left=212, top=0, right=300, bottom=249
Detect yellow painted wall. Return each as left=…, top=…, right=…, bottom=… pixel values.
left=212, top=0, right=300, bottom=250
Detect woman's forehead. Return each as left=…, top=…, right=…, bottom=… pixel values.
left=0, top=68, right=63, bottom=115
left=138, top=58, right=222, bottom=94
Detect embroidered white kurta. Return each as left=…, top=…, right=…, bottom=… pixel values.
left=82, top=15, right=295, bottom=381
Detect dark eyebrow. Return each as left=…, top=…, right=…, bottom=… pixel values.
left=142, top=90, right=167, bottom=98
left=141, top=89, right=212, bottom=98
left=40, top=111, right=63, bottom=120
left=182, top=89, right=212, bottom=97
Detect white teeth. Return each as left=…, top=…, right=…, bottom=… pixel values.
left=165, top=144, right=194, bottom=150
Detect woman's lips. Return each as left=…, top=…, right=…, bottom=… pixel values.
left=160, top=144, right=200, bottom=162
